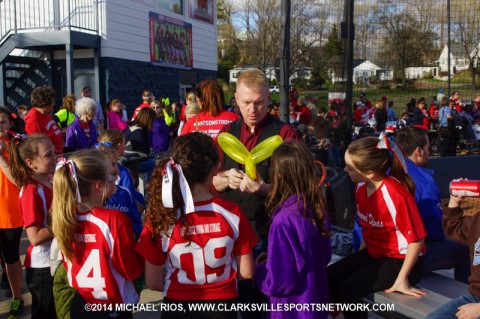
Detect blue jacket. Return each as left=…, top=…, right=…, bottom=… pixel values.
left=65, top=118, right=97, bottom=150
left=406, top=158, right=444, bottom=241
left=105, top=185, right=142, bottom=238
left=118, top=164, right=146, bottom=208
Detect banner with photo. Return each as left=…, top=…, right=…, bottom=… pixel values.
left=188, top=0, right=214, bottom=24
left=149, top=11, right=193, bottom=69
left=155, top=0, right=183, bottom=15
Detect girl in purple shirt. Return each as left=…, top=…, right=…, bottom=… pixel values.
left=254, top=141, right=331, bottom=319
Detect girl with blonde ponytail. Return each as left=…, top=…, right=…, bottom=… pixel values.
left=51, top=149, right=143, bottom=319
left=327, top=135, right=427, bottom=319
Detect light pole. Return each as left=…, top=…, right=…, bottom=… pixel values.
left=279, top=0, right=291, bottom=123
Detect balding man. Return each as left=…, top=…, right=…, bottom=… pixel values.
left=214, top=68, right=298, bottom=319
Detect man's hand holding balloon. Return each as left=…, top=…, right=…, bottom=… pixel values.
left=217, top=132, right=283, bottom=195
left=240, top=171, right=268, bottom=196
left=224, top=168, right=245, bottom=190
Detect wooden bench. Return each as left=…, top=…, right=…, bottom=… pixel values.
left=366, top=273, right=468, bottom=319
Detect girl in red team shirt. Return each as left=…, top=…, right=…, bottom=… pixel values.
left=327, top=135, right=427, bottom=319
left=51, top=150, right=143, bottom=319
left=8, top=133, right=57, bottom=318
left=136, top=132, right=258, bottom=319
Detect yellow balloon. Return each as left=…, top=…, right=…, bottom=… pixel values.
left=217, top=133, right=283, bottom=181
left=245, top=155, right=257, bottom=180
left=217, top=133, right=250, bottom=164
left=250, top=135, right=284, bottom=164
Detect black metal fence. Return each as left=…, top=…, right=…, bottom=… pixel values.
left=303, top=0, right=480, bottom=161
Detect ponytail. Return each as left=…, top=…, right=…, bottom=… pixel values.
left=51, top=163, right=79, bottom=261
left=348, top=135, right=415, bottom=195
left=51, top=150, right=109, bottom=261
left=8, top=134, right=48, bottom=188
left=146, top=132, right=219, bottom=240
left=146, top=157, right=187, bottom=240
left=391, top=155, right=415, bottom=195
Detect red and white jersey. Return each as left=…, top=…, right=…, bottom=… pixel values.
left=136, top=197, right=258, bottom=301
left=180, top=111, right=240, bottom=140
left=65, top=208, right=144, bottom=305
left=355, top=177, right=427, bottom=259
left=20, top=181, right=52, bottom=268
left=131, top=103, right=150, bottom=120
left=24, top=108, right=63, bottom=155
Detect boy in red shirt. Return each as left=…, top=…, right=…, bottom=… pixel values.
left=24, top=85, right=63, bottom=154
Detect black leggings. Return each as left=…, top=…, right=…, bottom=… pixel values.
left=327, top=249, right=423, bottom=319
left=0, top=227, right=22, bottom=264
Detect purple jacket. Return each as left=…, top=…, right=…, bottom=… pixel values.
left=65, top=118, right=98, bottom=151
left=254, top=195, right=331, bottom=319
left=151, top=117, right=170, bottom=153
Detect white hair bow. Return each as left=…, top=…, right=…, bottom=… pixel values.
left=376, top=131, right=408, bottom=174
left=162, top=158, right=195, bottom=217
left=56, top=158, right=82, bottom=202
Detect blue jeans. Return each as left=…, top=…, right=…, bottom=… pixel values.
left=424, top=237, right=470, bottom=283
left=426, top=293, right=480, bottom=319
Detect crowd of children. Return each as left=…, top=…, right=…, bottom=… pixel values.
left=1, top=79, right=479, bottom=319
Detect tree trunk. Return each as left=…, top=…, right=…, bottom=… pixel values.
left=470, top=63, right=477, bottom=90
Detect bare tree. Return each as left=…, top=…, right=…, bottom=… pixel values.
left=217, top=0, right=241, bottom=81
left=234, top=0, right=336, bottom=86
left=452, top=0, right=480, bottom=90
left=379, top=11, right=437, bottom=87
left=354, top=1, right=381, bottom=60
left=237, top=0, right=280, bottom=70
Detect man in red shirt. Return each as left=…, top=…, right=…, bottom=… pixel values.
left=214, top=69, right=298, bottom=239
left=24, top=85, right=63, bottom=154
left=214, top=68, right=298, bottom=319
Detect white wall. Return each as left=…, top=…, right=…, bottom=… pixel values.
left=103, top=0, right=217, bottom=71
